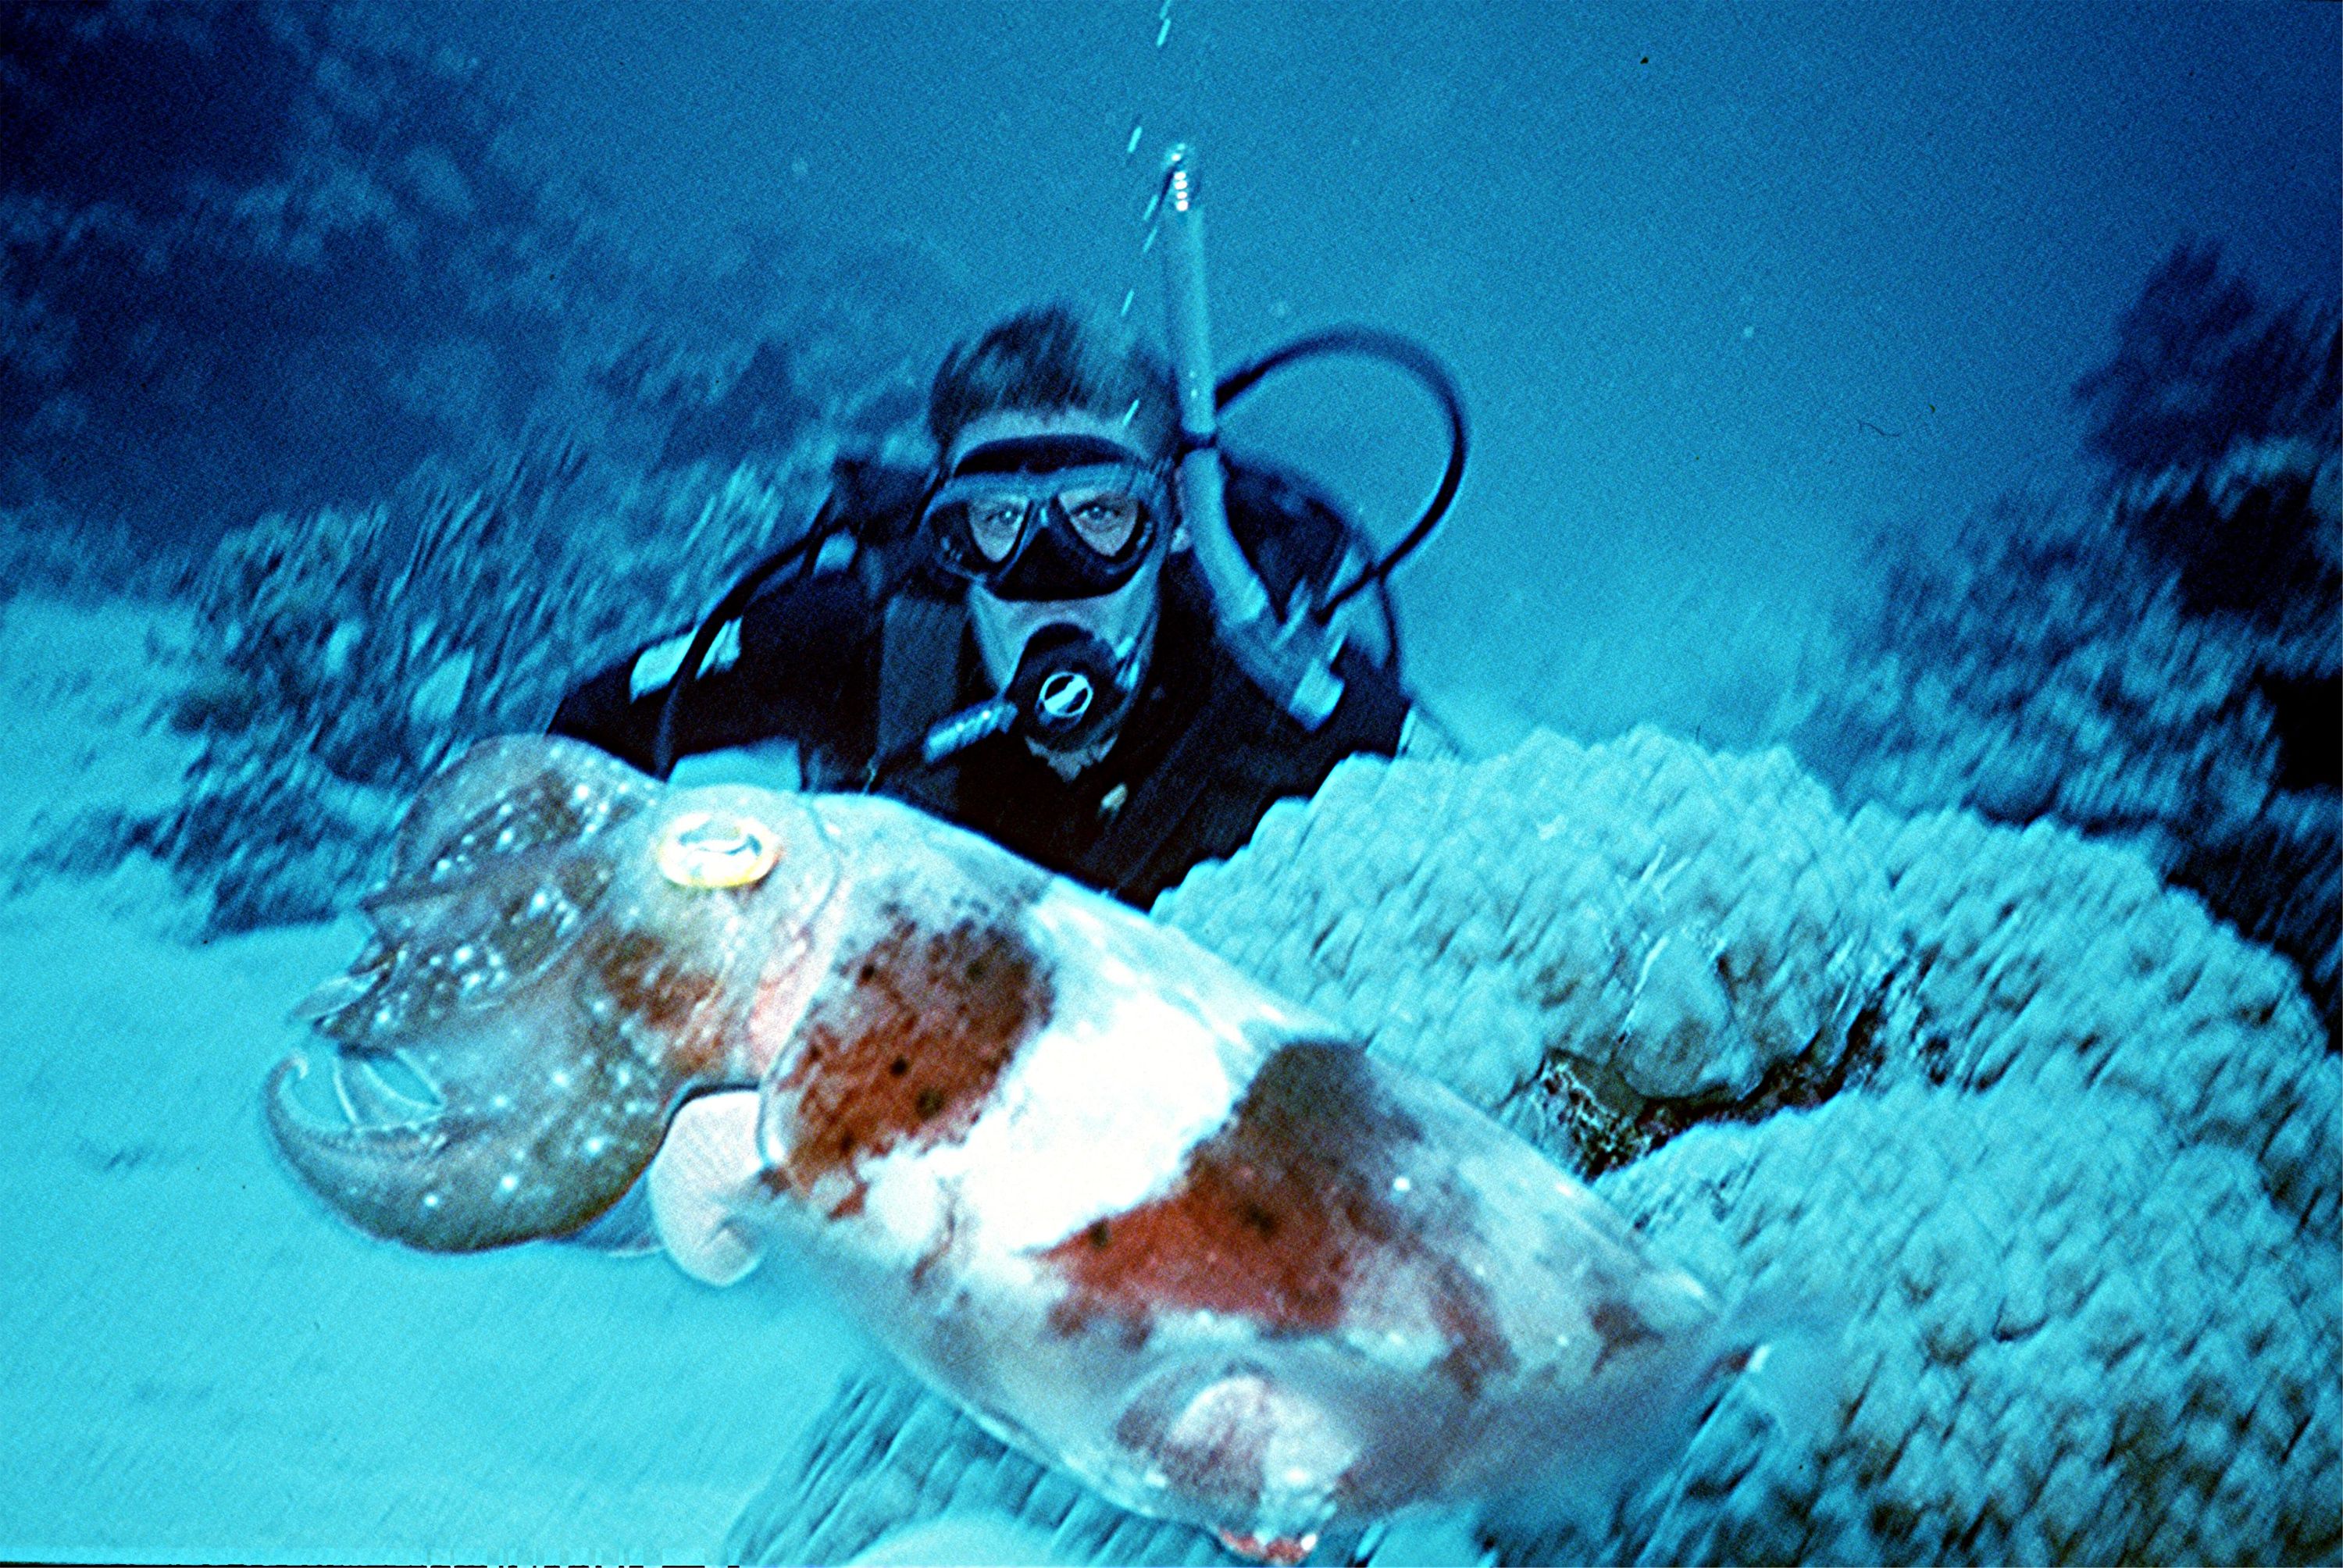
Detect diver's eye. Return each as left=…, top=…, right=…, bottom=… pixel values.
left=1058, top=490, right=1143, bottom=557
left=963, top=497, right=1029, bottom=564
left=657, top=811, right=783, bottom=889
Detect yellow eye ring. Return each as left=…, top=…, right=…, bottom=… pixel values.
left=656, top=811, right=783, bottom=889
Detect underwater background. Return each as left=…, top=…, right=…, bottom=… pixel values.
left=0, top=2, right=2335, bottom=1562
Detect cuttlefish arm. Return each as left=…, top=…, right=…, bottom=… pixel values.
left=263, top=999, right=681, bottom=1253
left=265, top=736, right=840, bottom=1253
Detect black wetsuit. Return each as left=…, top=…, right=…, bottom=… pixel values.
left=549, top=457, right=1411, bottom=909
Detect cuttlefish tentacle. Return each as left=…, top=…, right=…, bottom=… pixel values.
left=266, top=744, right=837, bottom=1254
left=332, top=1049, right=435, bottom=1126
left=266, top=981, right=690, bottom=1250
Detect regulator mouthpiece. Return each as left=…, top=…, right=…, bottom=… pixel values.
left=1004, top=623, right=1129, bottom=751
left=895, top=624, right=1132, bottom=782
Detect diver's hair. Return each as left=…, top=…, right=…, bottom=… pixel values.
left=928, top=303, right=1179, bottom=465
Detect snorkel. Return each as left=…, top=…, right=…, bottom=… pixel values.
left=1157, top=144, right=1344, bottom=728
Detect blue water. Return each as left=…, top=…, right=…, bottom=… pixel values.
left=0, top=2, right=2334, bottom=1562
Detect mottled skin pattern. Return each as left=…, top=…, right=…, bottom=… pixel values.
left=768, top=900, right=1054, bottom=1221
left=268, top=737, right=1765, bottom=1555
left=266, top=736, right=838, bottom=1249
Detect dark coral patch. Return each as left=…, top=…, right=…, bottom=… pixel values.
left=779, top=899, right=1052, bottom=1192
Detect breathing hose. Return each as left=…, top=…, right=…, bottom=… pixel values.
left=1212, top=325, right=1469, bottom=620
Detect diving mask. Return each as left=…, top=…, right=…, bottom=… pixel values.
left=925, top=435, right=1171, bottom=601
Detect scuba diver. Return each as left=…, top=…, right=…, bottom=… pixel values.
left=552, top=148, right=1465, bottom=908
left=555, top=304, right=1435, bottom=906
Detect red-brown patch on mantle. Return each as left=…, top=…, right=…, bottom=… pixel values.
left=772, top=897, right=1052, bottom=1202
left=1040, top=1041, right=1517, bottom=1400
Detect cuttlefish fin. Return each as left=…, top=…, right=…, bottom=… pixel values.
left=647, top=1089, right=768, bottom=1287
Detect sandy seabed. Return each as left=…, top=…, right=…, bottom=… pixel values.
left=0, top=593, right=868, bottom=1562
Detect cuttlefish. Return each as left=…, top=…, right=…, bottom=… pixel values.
left=267, top=736, right=1807, bottom=1562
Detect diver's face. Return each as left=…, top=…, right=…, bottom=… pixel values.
left=947, top=409, right=1175, bottom=697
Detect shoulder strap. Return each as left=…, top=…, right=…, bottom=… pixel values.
left=876, top=593, right=969, bottom=766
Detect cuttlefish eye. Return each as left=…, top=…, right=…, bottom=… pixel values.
left=655, top=811, right=783, bottom=889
